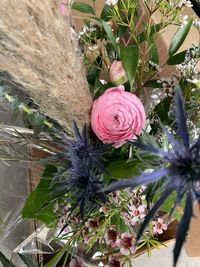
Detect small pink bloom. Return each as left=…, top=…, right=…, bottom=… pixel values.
left=110, top=191, right=120, bottom=203
left=91, top=86, right=146, bottom=148
left=153, top=218, right=168, bottom=235
left=99, top=206, right=109, bottom=213
left=83, top=235, right=93, bottom=244
left=110, top=60, right=128, bottom=85
left=105, top=228, right=120, bottom=247
left=119, top=233, right=136, bottom=255
left=85, top=219, right=98, bottom=232
left=129, top=205, right=146, bottom=225
left=108, top=259, right=121, bottom=267
left=69, top=258, right=85, bottom=267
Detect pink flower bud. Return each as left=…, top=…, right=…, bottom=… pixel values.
left=110, top=60, right=128, bottom=85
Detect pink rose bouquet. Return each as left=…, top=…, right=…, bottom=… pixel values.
left=110, top=61, right=128, bottom=86
left=91, top=85, right=146, bottom=147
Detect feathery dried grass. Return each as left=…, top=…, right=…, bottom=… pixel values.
left=0, top=0, right=92, bottom=130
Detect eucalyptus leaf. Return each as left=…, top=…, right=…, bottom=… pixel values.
left=120, top=45, right=139, bottom=89
left=169, top=17, right=193, bottom=57
left=71, top=2, right=95, bottom=15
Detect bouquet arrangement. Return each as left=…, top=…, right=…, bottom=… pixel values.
left=0, top=0, right=200, bottom=267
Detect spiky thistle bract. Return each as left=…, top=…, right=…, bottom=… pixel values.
left=103, top=88, right=200, bottom=266
left=48, top=121, right=107, bottom=219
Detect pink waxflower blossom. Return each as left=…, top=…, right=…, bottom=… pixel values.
left=119, top=233, right=136, bottom=255
left=153, top=218, right=168, bottom=235
left=110, top=60, right=128, bottom=85
left=69, top=258, right=85, bottom=267
left=85, top=219, right=98, bottom=232
left=107, top=259, right=121, bottom=267
left=110, top=191, right=120, bottom=203
left=105, top=228, right=120, bottom=247
left=129, top=204, right=146, bottom=225
left=91, top=86, right=146, bottom=148
left=83, top=235, right=93, bottom=244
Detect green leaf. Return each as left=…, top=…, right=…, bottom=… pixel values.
left=71, top=2, right=95, bottom=15
left=149, top=39, right=159, bottom=64
left=154, top=96, right=172, bottom=124
left=101, top=20, right=119, bottom=56
left=169, top=17, right=193, bottom=57
left=100, top=4, right=112, bottom=21
left=120, top=45, right=139, bottom=89
left=44, top=245, right=67, bottom=267
left=105, top=155, right=154, bottom=179
left=167, top=50, right=186, bottom=65
left=18, top=254, right=36, bottom=267
left=0, top=252, right=16, bottom=267
left=22, top=165, right=58, bottom=227
left=138, top=23, right=163, bottom=43
left=144, top=79, right=162, bottom=88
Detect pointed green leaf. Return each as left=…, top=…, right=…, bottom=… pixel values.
left=149, top=38, right=159, bottom=64
left=144, top=79, right=162, bottom=88
left=71, top=2, right=95, bottom=15
left=167, top=50, right=186, bottom=65
left=100, top=4, right=112, bottom=21
left=169, top=17, right=193, bottom=57
left=101, top=20, right=119, bottom=56
left=120, top=45, right=139, bottom=89
left=22, top=166, right=58, bottom=227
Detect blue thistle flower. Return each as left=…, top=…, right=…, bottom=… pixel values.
left=103, top=87, right=200, bottom=266
left=48, top=121, right=107, bottom=219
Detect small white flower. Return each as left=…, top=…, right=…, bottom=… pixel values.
left=149, top=60, right=162, bottom=72
left=181, top=15, right=189, bottom=26
left=193, top=19, right=200, bottom=31
left=177, top=0, right=193, bottom=8
left=105, top=0, right=118, bottom=6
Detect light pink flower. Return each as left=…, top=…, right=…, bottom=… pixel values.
left=153, top=218, right=168, bottom=235
left=91, top=86, right=146, bottom=148
left=83, top=235, right=93, bottom=244
left=85, top=219, right=98, bottom=232
left=129, top=204, right=146, bottom=225
left=105, top=228, right=120, bottom=247
left=69, top=258, right=85, bottom=267
left=110, top=191, right=120, bottom=203
left=110, top=61, right=128, bottom=85
left=119, top=233, right=136, bottom=255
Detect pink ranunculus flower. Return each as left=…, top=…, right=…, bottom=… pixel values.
left=91, top=85, right=146, bottom=148
left=110, top=61, right=128, bottom=85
